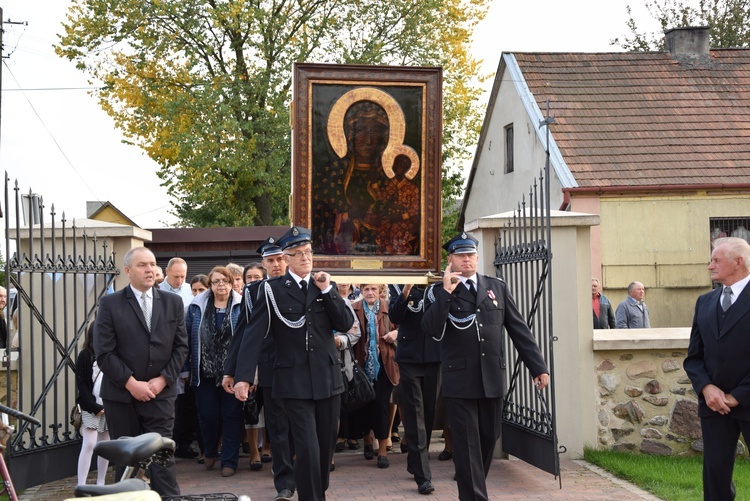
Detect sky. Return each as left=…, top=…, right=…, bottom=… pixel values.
left=0, top=0, right=659, bottom=230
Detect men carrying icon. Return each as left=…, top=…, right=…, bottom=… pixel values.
left=234, top=226, right=354, bottom=501
left=422, top=233, right=549, bottom=501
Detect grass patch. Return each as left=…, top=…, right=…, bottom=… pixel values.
left=584, top=448, right=750, bottom=501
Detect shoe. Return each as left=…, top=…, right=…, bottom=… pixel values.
left=347, top=440, right=360, bottom=450
left=391, top=433, right=401, bottom=443
left=241, top=442, right=250, bottom=454
left=174, top=446, right=199, bottom=459
left=386, top=445, right=393, bottom=452
left=364, top=444, right=375, bottom=460
left=400, top=442, right=408, bottom=453
left=418, top=481, right=435, bottom=495
left=275, top=489, right=295, bottom=501
left=221, top=467, right=235, bottom=477
left=261, top=453, right=273, bottom=463
left=335, top=441, right=345, bottom=452
left=250, top=460, right=263, bottom=471
left=197, top=455, right=205, bottom=465
left=204, top=457, right=217, bottom=470
left=438, top=450, right=453, bottom=461
left=377, top=455, right=389, bottom=469
left=330, top=462, right=335, bottom=471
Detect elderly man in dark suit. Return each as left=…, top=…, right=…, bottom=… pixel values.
left=234, top=226, right=353, bottom=501
left=93, top=246, right=188, bottom=497
left=684, top=236, right=750, bottom=501
left=422, top=233, right=549, bottom=501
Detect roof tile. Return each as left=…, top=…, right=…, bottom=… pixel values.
left=514, top=50, right=750, bottom=187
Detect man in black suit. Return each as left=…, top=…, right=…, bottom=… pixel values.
left=234, top=226, right=353, bottom=501
left=684, top=236, right=750, bottom=501
left=422, top=233, right=549, bottom=501
left=93, top=246, right=188, bottom=497
left=223, top=236, right=296, bottom=500
left=388, top=283, right=440, bottom=495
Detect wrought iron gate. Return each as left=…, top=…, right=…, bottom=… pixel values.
left=495, top=107, right=559, bottom=478
left=2, top=176, right=118, bottom=490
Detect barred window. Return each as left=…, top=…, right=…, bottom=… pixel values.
left=709, top=217, right=750, bottom=244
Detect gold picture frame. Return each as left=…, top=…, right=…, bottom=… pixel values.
left=291, top=63, right=442, bottom=281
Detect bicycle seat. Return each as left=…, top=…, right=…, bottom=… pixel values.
left=93, top=433, right=175, bottom=465
left=73, top=477, right=149, bottom=497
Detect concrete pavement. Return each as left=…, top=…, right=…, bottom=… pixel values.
left=19, top=432, right=661, bottom=500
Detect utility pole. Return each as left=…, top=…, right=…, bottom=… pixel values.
left=1, top=9, right=30, bottom=161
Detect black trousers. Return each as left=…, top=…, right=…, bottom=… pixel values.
left=701, top=414, right=750, bottom=500
left=352, top=363, right=393, bottom=440
left=104, top=396, right=180, bottom=497
left=261, top=385, right=295, bottom=493
left=445, top=396, right=502, bottom=501
left=283, top=394, right=340, bottom=501
left=398, top=361, right=440, bottom=485
left=173, top=385, right=201, bottom=450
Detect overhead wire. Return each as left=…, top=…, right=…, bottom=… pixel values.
left=2, top=61, right=100, bottom=201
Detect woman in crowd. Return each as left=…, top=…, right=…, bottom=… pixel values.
left=76, top=323, right=109, bottom=486
left=352, top=283, right=399, bottom=468
left=191, top=274, right=209, bottom=296
left=186, top=266, right=243, bottom=477
left=226, top=263, right=245, bottom=295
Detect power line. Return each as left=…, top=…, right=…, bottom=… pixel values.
left=2, top=61, right=100, bottom=201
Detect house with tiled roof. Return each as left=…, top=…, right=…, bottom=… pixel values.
left=459, top=27, right=750, bottom=327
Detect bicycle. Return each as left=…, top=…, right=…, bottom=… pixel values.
left=0, top=402, right=42, bottom=501
left=74, top=433, right=250, bottom=501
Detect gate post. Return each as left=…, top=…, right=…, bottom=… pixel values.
left=467, top=209, right=599, bottom=459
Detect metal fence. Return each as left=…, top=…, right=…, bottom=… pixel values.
left=3, top=175, right=117, bottom=489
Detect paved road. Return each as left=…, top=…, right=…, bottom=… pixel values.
left=20, top=434, right=660, bottom=500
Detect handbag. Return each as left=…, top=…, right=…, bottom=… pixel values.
left=243, top=392, right=260, bottom=426
left=70, top=404, right=82, bottom=430
left=340, top=345, right=375, bottom=412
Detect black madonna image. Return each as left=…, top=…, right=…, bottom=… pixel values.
left=311, top=86, right=423, bottom=256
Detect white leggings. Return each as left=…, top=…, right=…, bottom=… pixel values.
left=77, top=426, right=111, bottom=485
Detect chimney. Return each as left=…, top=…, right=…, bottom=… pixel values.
left=665, top=26, right=710, bottom=56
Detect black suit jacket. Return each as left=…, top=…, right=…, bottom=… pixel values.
left=684, top=283, right=750, bottom=419
left=224, top=280, right=263, bottom=379
left=94, top=286, right=189, bottom=403
left=388, top=285, right=441, bottom=364
left=235, top=272, right=354, bottom=400
left=422, top=274, right=547, bottom=399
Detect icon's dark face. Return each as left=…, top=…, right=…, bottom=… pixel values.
left=392, top=154, right=410, bottom=180
left=350, top=116, right=388, bottom=163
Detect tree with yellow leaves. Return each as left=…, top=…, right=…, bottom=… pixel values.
left=57, top=0, right=490, bottom=227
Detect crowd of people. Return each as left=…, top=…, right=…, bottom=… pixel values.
left=77, top=227, right=550, bottom=501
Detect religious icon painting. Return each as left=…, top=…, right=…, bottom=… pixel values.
left=291, top=63, right=442, bottom=279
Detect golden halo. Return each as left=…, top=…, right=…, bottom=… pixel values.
left=382, top=144, right=420, bottom=180
left=326, top=87, right=419, bottom=176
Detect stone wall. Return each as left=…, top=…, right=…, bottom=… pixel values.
left=592, top=328, right=722, bottom=456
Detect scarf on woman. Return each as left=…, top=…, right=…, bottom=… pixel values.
left=199, top=291, right=233, bottom=385
left=363, top=300, right=381, bottom=382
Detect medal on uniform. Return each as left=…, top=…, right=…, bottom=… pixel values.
left=488, top=290, right=497, bottom=307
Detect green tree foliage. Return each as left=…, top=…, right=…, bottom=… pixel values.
left=614, top=0, right=750, bottom=50
left=57, top=0, right=489, bottom=227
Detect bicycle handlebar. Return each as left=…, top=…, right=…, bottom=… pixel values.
left=0, top=403, right=41, bottom=427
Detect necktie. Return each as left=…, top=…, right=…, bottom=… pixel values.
left=140, top=292, right=151, bottom=331
left=467, top=279, right=477, bottom=298
left=300, top=279, right=308, bottom=295
left=722, top=287, right=733, bottom=312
